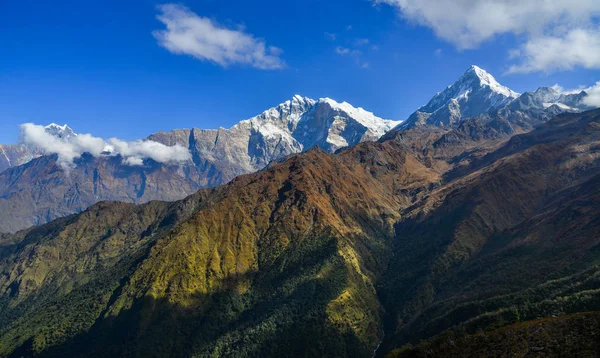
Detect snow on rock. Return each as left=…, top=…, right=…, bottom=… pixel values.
left=44, top=123, right=77, bottom=139
left=148, top=95, right=402, bottom=179
left=399, top=65, right=520, bottom=128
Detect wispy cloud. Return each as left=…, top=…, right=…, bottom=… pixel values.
left=153, top=4, right=285, bottom=70
left=336, top=46, right=361, bottom=56
left=324, top=32, right=337, bottom=41
left=335, top=45, right=372, bottom=69
left=20, top=124, right=191, bottom=168
left=374, top=0, right=600, bottom=73
left=354, top=38, right=370, bottom=46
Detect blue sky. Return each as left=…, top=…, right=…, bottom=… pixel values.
left=1, top=0, right=599, bottom=144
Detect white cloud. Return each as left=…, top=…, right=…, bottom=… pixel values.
left=324, top=32, right=337, bottom=41
left=20, top=124, right=191, bottom=168
left=374, top=0, right=600, bottom=72
left=583, top=82, right=600, bottom=107
left=336, top=46, right=361, bottom=56
left=107, top=138, right=191, bottom=166
left=335, top=46, right=349, bottom=55
left=335, top=46, right=362, bottom=56
left=20, top=124, right=106, bottom=166
left=508, top=29, right=600, bottom=73
left=335, top=46, right=372, bottom=69
left=153, top=4, right=285, bottom=69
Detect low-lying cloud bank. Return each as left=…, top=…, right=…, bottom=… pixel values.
left=20, top=124, right=191, bottom=168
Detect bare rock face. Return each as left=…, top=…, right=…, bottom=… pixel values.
left=0, top=154, right=205, bottom=233
left=0, top=144, right=36, bottom=174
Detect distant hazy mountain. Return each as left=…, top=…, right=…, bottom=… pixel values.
left=508, top=86, right=590, bottom=112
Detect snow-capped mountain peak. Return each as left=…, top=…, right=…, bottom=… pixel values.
left=509, top=86, right=591, bottom=113
left=317, top=97, right=401, bottom=137
left=44, top=123, right=77, bottom=139
left=219, top=95, right=403, bottom=170
left=465, top=65, right=520, bottom=99
left=399, top=65, right=520, bottom=129
left=236, top=95, right=399, bottom=140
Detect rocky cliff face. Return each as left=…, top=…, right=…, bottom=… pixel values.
left=0, top=144, right=37, bottom=174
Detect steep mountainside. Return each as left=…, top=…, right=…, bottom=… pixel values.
left=0, top=144, right=36, bottom=174
left=0, top=141, right=439, bottom=357
left=0, top=154, right=206, bottom=233
left=379, top=109, right=600, bottom=353
left=0, top=109, right=599, bottom=357
left=0, top=97, right=399, bottom=233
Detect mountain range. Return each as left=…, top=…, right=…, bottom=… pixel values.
left=0, top=65, right=599, bottom=357
left=0, top=96, right=599, bottom=357
left=1, top=66, right=595, bottom=234
left=0, top=97, right=399, bottom=233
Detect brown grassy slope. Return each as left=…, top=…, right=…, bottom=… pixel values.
left=380, top=109, right=600, bottom=352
